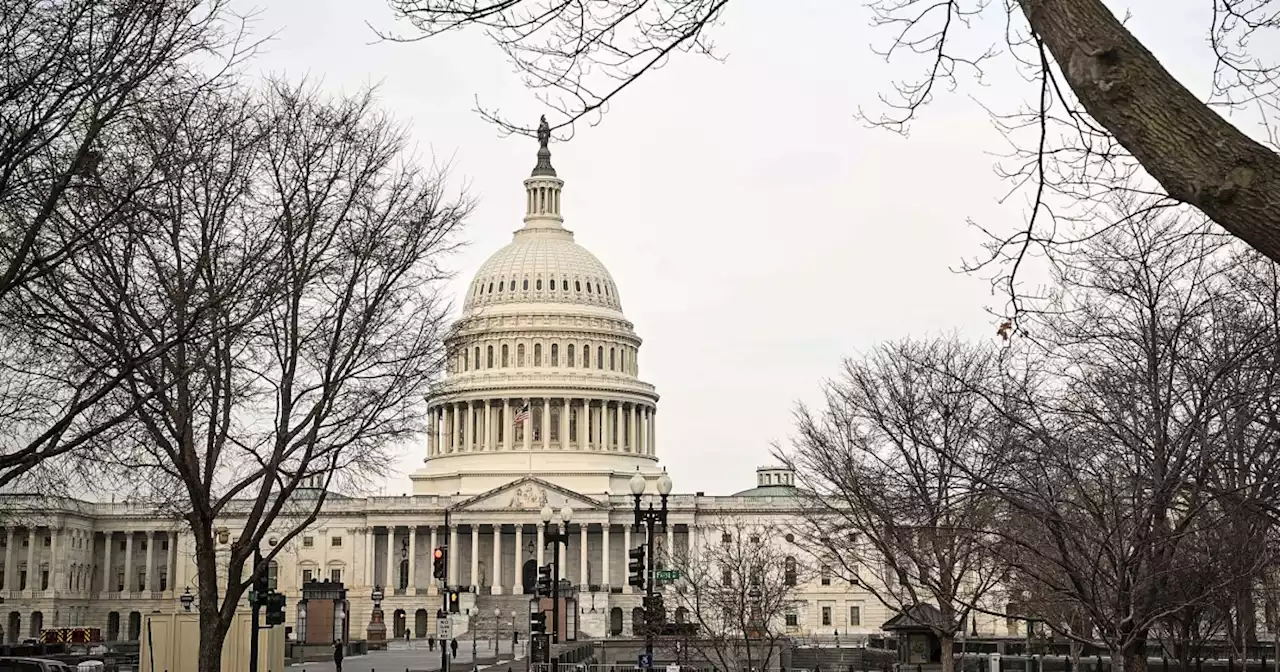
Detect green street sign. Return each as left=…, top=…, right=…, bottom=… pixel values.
left=655, top=570, right=680, bottom=581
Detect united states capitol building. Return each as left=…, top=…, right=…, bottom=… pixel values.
left=0, top=128, right=908, bottom=647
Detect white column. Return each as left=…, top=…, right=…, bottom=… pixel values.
left=601, top=524, right=611, bottom=589
left=536, top=524, right=545, bottom=567
left=428, top=407, right=437, bottom=456
left=49, top=528, right=60, bottom=593
left=603, top=400, right=612, bottom=451
left=385, top=527, right=396, bottom=589
left=121, top=532, right=132, bottom=594
left=492, top=525, right=503, bottom=595
left=101, top=532, right=111, bottom=594
left=513, top=525, right=524, bottom=593
left=503, top=398, right=512, bottom=450
left=596, top=401, right=605, bottom=450
left=541, top=399, right=551, bottom=450
left=166, top=531, right=176, bottom=593
left=407, top=527, right=417, bottom=594
left=4, top=528, right=13, bottom=590
left=429, top=527, right=439, bottom=594
left=484, top=401, right=493, bottom=451
left=629, top=404, right=638, bottom=452
left=639, top=406, right=648, bottom=456
left=622, top=526, right=632, bottom=594
left=448, top=525, right=459, bottom=586
left=454, top=402, right=463, bottom=451
left=465, top=401, right=474, bottom=452
left=143, top=531, right=154, bottom=592
left=365, top=529, right=375, bottom=587
left=576, top=400, right=587, bottom=449
left=667, top=523, right=675, bottom=564
left=439, top=407, right=447, bottom=453
left=470, top=525, right=480, bottom=590
left=579, top=524, right=588, bottom=586
left=522, top=398, right=532, bottom=451
left=561, top=398, right=570, bottom=450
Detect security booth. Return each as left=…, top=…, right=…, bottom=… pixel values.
left=882, top=604, right=949, bottom=672
left=298, top=580, right=350, bottom=645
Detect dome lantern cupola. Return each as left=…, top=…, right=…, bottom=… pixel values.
left=524, top=115, right=564, bottom=229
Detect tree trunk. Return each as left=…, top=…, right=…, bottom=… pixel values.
left=940, top=634, right=956, bottom=672
left=1016, top=0, right=1280, bottom=262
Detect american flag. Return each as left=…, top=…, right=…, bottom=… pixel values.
left=513, top=403, right=530, bottom=425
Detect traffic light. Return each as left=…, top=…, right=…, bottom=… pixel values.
left=264, top=592, right=286, bottom=626
left=529, top=610, right=546, bottom=636
left=628, top=546, right=647, bottom=588
left=432, top=547, right=447, bottom=580
left=448, top=588, right=460, bottom=613
left=535, top=564, right=553, bottom=597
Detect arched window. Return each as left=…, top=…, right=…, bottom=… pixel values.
left=534, top=343, right=542, bottom=366
left=550, top=279, right=556, bottom=290
left=605, top=284, right=611, bottom=297
left=596, top=282, right=602, bottom=294
left=536, top=278, right=542, bottom=290
left=463, top=350, right=469, bottom=371
left=583, top=345, right=590, bottom=368
left=474, top=346, right=480, bottom=369
left=487, top=345, right=494, bottom=368
left=567, top=344, right=575, bottom=367
left=487, top=282, right=493, bottom=293
left=523, top=278, right=529, bottom=290
left=586, top=282, right=593, bottom=294
left=597, top=346, right=604, bottom=369
left=575, top=280, right=582, bottom=292
left=610, top=347, right=616, bottom=370
left=551, top=344, right=559, bottom=366
left=563, top=277, right=569, bottom=291
left=620, top=349, right=626, bottom=372
left=517, top=343, right=526, bottom=367
left=502, top=344, right=509, bottom=367
left=499, top=280, right=504, bottom=292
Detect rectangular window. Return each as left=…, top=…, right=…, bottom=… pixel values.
left=785, top=613, right=799, bottom=627
left=268, top=564, right=279, bottom=591
left=721, top=569, right=732, bottom=587
left=137, top=570, right=145, bottom=591
left=40, top=570, right=49, bottom=591
left=821, top=565, right=831, bottom=586
left=119, top=541, right=125, bottom=551
left=331, top=536, right=342, bottom=547
left=330, top=568, right=342, bottom=583
left=303, top=536, right=314, bottom=548
left=849, top=606, right=861, bottom=627
left=115, top=571, right=122, bottom=592
left=19, top=570, right=27, bottom=590
left=161, top=538, right=169, bottom=551
left=43, top=536, right=50, bottom=547
left=822, top=606, right=832, bottom=626
left=302, top=569, right=314, bottom=584
left=159, top=570, right=168, bottom=592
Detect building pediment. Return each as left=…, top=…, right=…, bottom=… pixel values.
left=452, top=477, right=606, bottom=513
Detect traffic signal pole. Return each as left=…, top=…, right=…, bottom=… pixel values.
left=441, top=509, right=451, bottom=672
left=249, top=546, right=264, bottom=672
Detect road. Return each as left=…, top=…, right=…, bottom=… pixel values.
left=289, top=640, right=528, bottom=672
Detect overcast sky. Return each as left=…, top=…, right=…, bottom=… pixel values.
left=236, top=0, right=1229, bottom=496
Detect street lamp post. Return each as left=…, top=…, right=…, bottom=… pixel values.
left=493, top=607, right=501, bottom=654
left=180, top=588, right=194, bottom=612
left=630, top=468, right=673, bottom=670
left=540, top=504, right=573, bottom=644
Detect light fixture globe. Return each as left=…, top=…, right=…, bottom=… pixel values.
left=656, top=469, right=673, bottom=496
left=629, top=471, right=647, bottom=496
left=560, top=506, right=573, bottom=523
left=540, top=505, right=554, bottom=523
left=494, top=607, right=501, bottom=618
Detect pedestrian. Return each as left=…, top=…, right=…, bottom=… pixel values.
left=429, top=637, right=435, bottom=651
left=451, top=637, right=459, bottom=658
left=513, top=630, right=519, bottom=645
left=333, top=640, right=344, bottom=672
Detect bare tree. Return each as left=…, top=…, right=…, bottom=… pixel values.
left=382, top=0, right=1280, bottom=302
left=781, top=336, right=1005, bottom=672
left=665, top=517, right=806, bottom=672
left=0, top=0, right=252, bottom=494
left=980, top=204, right=1280, bottom=672
left=36, top=80, right=470, bottom=672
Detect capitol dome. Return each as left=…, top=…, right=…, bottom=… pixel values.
left=413, top=117, right=661, bottom=497
left=463, top=227, right=623, bottom=316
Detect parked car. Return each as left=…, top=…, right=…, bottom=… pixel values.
left=0, top=657, right=76, bottom=671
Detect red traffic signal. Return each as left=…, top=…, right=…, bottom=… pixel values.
left=432, top=547, right=447, bottom=580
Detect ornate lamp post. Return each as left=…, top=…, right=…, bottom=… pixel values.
left=179, top=587, right=194, bottom=612
left=540, top=504, right=573, bottom=644
left=493, top=607, right=502, bottom=653
left=367, top=584, right=387, bottom=650
left=630, top=468, right=673, bottom=669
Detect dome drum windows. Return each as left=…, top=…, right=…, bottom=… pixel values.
left=567, top=344, right=575, bottom=367
left=534, top=343, right=542, bottom=367
left=551, top=344, right=559, bottom=366
left=517, top=344, right=526, bottom=367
